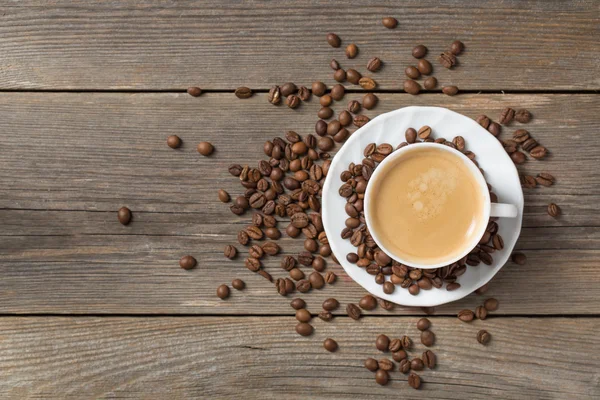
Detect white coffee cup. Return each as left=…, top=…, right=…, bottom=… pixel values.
left=364, top=142, right=518, bottom=269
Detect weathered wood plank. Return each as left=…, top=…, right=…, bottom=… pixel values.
left=0, top=317, right=598, bottom=399
left=0, top=230, right=598, bottom=314
left=0, top=93, right=598, bottom=215
left=0, top=1, right=597, bottom=90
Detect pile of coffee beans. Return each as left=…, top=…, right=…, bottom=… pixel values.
left=338, top=128, right=502, bottom=294
left=404, top=41, right=463, bottom=95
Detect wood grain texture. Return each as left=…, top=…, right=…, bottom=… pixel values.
left=0, top=1, right=597, bottom=90
left=0, top=317, right=598, bottom=399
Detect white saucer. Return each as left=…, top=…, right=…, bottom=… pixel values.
left=322, top=106, right=524, bottom=307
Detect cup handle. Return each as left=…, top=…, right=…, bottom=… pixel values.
left=490, top=203, right=518, bottom=218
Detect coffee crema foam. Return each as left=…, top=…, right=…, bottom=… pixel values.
left=368, top=147, right=485, bottom=266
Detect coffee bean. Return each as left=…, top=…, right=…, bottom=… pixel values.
left=224, top=245, right=237, bottom=260
left=248, top=244, right=264, bottom=259
left=359, top=77, right=377, bottom=90
left=492, top=234, right=504, bottom=250
left=297, top=86, right=310, bottom=101
left=308, top=82, right=326, bottom=99
left=323, top=338, right=338, bottom=352
left=364, top=358, right=379, bottom=372
left=515, top=109, right=532, bottom=123
left=510, top=151, right=526, bottom=164
left=417, top=59, right=433, bottom=75
left=398, top=358, right=411, bottom=373
left=530, top=146, right=547, bottom=159
left=401, top=335, right=412, bottom=349
left=230, top=279, right=245, bottom=291
left=296, top=322, right=313, bottom=336
left=280, top=82, right=297, bottom=97
left=536, top=172, right=555, bottom=186
left=234, top=86, right=253, bottom=99
left=237, top=230, right=249, bottom=245
left=290, top=298, right=306, bottom=310
left=326, top=33, right=341, bottom=48
left=346, top=43, right=358, bottom=58
left=420, top=330, right=435, bottom=346
left=357, top=294, right=376, bottom=310
left=375, top=369, right=389, bottom=386
left=216, top=284, right=230, bottom=299
left=323, top=298, right=340, bottom=311
left=439, top=51, right=457, bottom=69
left=246, top=225, right=263, bottom=240
left=286, top=94, right=300, bottom=109
left=366, top=57, right=382, bottom=73
left=442, top=85, right=459, bottom=96
left=412, top=45, right=428, bottom=59
left=117, top=207, right=132, bottom=225
left=392, top=350, right=408, bottom=362
left=318, top=136, right=334, bottom=152
left=331, top=84, right=345, bottom=101
left=421, top=76, right=437, bottom=90
left=477, top=329, right=491, bottom=345
left=353, top=115, right=370, bottom=127
left=333, top=68, right=347, bottom=82
left=296, top=308, right=312, bottom=323
left=452, top=136, right=465, bottom=151
left=408, top=373, right=421, bottom=389
left=405, top=66, right=420, bottom=79
left=362, top=93, right=378, bottom=110
left=548, top=203, right=561, bottom=217
left=417, top=318, right=430, bottom=331
left=179, top=255, right=197, bottom=270
left=410, top=358, right=424, bottom=371
left=475, top=305, right=488, bottom=320
left=311, top=256, right=326, bottom=272
left=404, top=79, right=421, bottom=95
left=458, top=309, right=474, bottom=322
left=409, top=284, right=420, bottom=295
left=476, top=115, right=491, bottom=129
left=347, top=303, right=362, bottom=320
left=245, top=257, right=261, bottom=272
left=167, top=135, right=182, bottom=149
left=418, top=125, right=432, bottom=139
left=450, top=40, right=465, bottom=55
left=309, top=271, right=325, bottom=289
left=187, top=87, right=202, bottom=97
left=217, top=189, right=230, bottom=203
left=197, top=141, right=215, bottom=156
left=346, top=100, right=360, bottom=114
left=382, top=17, right=398, bottom=28
left=499, top=107, right=515, bottom=124
left=268, top=86, right=281, bottom=104
left=383, top=281, right=395, bottom=294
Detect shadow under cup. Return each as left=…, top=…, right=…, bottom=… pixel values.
left=364, top=143, right=491, bottom=269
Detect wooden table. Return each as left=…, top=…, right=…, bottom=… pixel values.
left=1, top=1, right=599, bottom=398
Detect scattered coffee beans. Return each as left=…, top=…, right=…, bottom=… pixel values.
left=475, top=305, right=488, bottom=320
left=179, top=255, right=197, bottom=270
left=117, top=207, right=132, bottom=225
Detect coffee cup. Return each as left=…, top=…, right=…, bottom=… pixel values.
left=364, top=143, right=517, bottom=269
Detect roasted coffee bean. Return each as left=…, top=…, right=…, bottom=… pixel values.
left=333, top=68, right=347, bottom=82
left=286, top=223, right=301, bottom=238
left=327, top=120, right=342, bottom=136
left=422, top=350, right=436, bottom=369
left=179, top=255, right=197, bottom=270
left=298, top=251, right=314, bottom=266
left=224, top=245, right=238, bottom=260
left=447, top=282, right=461, bottom=291
left=375, top=272, right=385, bottom=284
left=379, top=298, right=394, bottom=310
left=286, top=94, right=300, bottom=109
left=513, top=129, right=530, bottom=143
left=346, top=43, right=358, bottom=58
left=420, top=330, right=435, bottom=346
left=323, top=338, right=338, bottom=352
left=290, top=298, right=306, bottom=310
left=331, top=84, right=345, bottom=101
left=484, top=298, right=499, bottom=311
left=423, top=76, right=437, bottom=90
left=376, top=334, right=390, bottom=351
left=476, top=115, right=491, bottom=129
left=360, top=94, right=378, bottom=111
left=280, top=82, right=297, bottom=97
left=515, top=109, right=532, bottom=123
left=392, top=350, right=408, bottom=362
left=396, top=359, right=411, bottom=375
left=359, top=77, right=377, bottom=90
left=383, top=281, right=395, bottom=294
left=400, top=335, right=412, bottom=349
left=187, top=86, right=202, bottom=97
left=318, top=136, right=334, bottom=152
left=409, top=284, right=420, bottom=295
left=245, top=257, right=261, bottom=272
left=246, top=225, right=263, bottom=240
left=405, top=66, right=420, bottom=79
left=327, top=32, right=341, bottom=48
left=167, top=134, right=182, bottom=149
left=499, top=107, right=515, bottom=124
left=353, top=115, right=370, bottom=127
left=216, top=189, right=231, bottom=203
left=492, top=234, right=504, bottom=250
left=443, top=85, right=459, bottom=96
left=315, top=119, right=328, bottom=136
left=548, top=203, right=561, bottom=217
left=450, top=40, right=465, bottom=55
left=296, top=322, right=313, bottom=336
left=412, top=44, right=428, bottom=59
left=439, top=51, right=457, bottom=68
left=417, top=318, right=431, bottom=331
left=237, top=230, right=249, bottom=245
left=458, top=310, right=475, bottom=323
left=311, top=256, right=325, bottom=273
left=404, top=127, right=418, bottom=143
left=477, top=329, right=491, bottom=345
left=268, top=86, right=281, bottom=105
left=382, top=16, right=398, bottom=28
left=510, top=151, right=526, bottom=164
left=281, top=256, right=297, bottom=271
left=347, top=303, right=361, bottom=320
left=324, top=271, right=336, bottom=284
left=296, top=279, right=311, bottom=293
left=339, top=68, right=358, bottom=84
left=117, top=207, right=132, bottom=225
left=418, top=125, right=432, bottom=139
left=536, top=172, right=555, bottom=186
left=367, top=57, right=382, bottom=73
left=336, top=111, right=351, bottom=128
left=358, top=294, right=377, bottom=311
left=296, top=308, right=312, bottom=323
left=377, top=358, right=393, bottom=372
left=347, top=100, right=360, bottom=114
left=411, top=358, right=424, bottom=371
left=475, top=305, right=488, bottom=320
left=310, top=81, right=327, bottom=97
left=318, top=310, right=333, bottom=321
left=298, top=86, right=310, bottom=101
left=231, top=279, right=245, bottom=291
left=234, top=86, right=253, bottom=99
left=364, top=358, right=379, bottom=372
left=318, top=106, right=334, bottom=120
left=248, top=244, right=264, bottom=259
left=530, top=146, right=548, bottom=159
left=408, top=373, right=421, bottom=389
left=404, top=79, right=421, bottom=95
left=417, top=59, right=433, bottom=75
left=309, top=271, right=325, bottom=289
left=216, top=284, right=230, bottom=299
left=323, top=298, right=340, bottom=311
left=452, top=136, right=466, bottom=151
left=475, top=284, right=489, bottom=295
left=289, top=268, right=305, bottom=281
left=386, top=338, right=401, bottom=352
left=197, top=141, right=214, bottom=156
left=375, top=369, right=389, bottom=386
